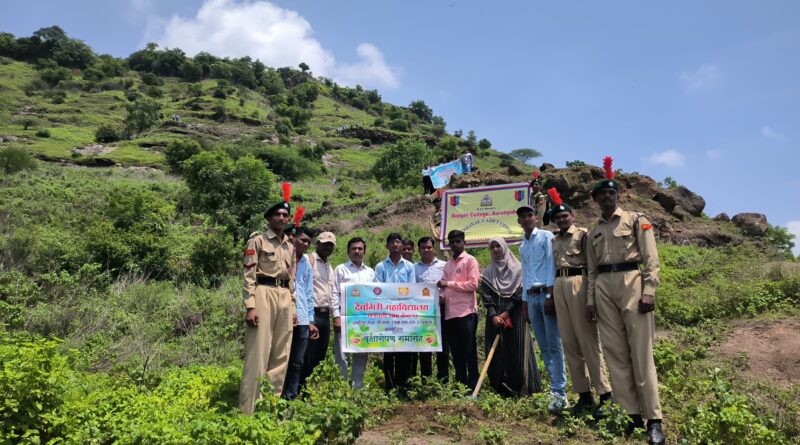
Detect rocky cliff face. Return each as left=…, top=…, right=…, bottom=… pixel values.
left=447, top=163, right=767, bottom=248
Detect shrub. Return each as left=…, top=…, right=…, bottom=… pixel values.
left=566, top=160, right=586, bottom=168
left=0, top=147, right=38, bottom=174
left=371, top=139, right=432, bottom=189
left=163, top=139, right=202, bottom=173
left=140, top=72, right=163, bottom=86
left=389, top=118, right=409, bottom=132
left=46, top=90, right=67, bottom=104
left=94, top=124, right=120, bottom=143
left=189, top=231, right=238, bottom=287
left=361, top=139, right=372, bottom=147
left=35, top=129, right=51, bottom=138
left=254, top=146, right=320, bottom=180
left=123, top=97, right=161, bottom=137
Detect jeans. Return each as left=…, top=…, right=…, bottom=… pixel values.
left=333, top=329, right=369, bottom=389
left=527, top=291, right=567, bottom=395
left=299, top=309, right=330, bottom=390
left=444, top=312, right=479, bottom=390
left=282, top=325, right=309, bottom=400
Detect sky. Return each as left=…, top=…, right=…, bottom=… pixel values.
left=2, top=0, right=799, bottom=254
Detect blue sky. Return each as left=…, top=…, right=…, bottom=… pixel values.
left=3, top=0, right=799, bottom=253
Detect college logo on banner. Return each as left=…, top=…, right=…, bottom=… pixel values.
left=449, top=196, right=460, bottom=206
left=514, top=190, right=524, bottom=202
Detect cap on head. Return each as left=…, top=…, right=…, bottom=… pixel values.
left=516, top=204, right=536, bottom=216
left=591, top=156, right=620, bottom=197
left=317, top=231, right=336, bottom=245
left=264, top=182, right=293, bottom=218
left=544, top=187, right=572, bottom=224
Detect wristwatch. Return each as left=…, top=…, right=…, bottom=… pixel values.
left=545, top=293, right=552, bottom=299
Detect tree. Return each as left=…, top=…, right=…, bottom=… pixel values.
left=509, top=148, right=543, bottom=164
left=163, top=139, right=201, bottom=173
left=123, top=97, right=161, bottom=137
left=371, top=139, right=433, bottom=189
left=478, top=138, right=492, bottom=150
left=466, top=130, right=477, bottom=147
left=766, top=225, right=796, bottom=259
left=182, top=151, right=276, bottom=241
left=298, top=62, right=309, bottom=73
left=409, top=100, right=433, bottom=124
left=52, top=38, right=95, bottom=69
left=181, top=60, right=202, bottom=82
left=95, top=125, right=120, bottom=143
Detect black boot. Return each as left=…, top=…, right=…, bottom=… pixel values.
left=570, top=392, right=595, bottom=415
left=625, top=414, right=644, bottom=436
left=592, top=392, right=612, bottom=420
left=646, top=420, right=665, bottom=445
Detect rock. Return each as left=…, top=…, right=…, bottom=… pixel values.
left=506, top=164, right=524, bottom=176
left=672, top=206, right=689, bottom=221
left=654, top=191, right=677, bottom=213
left=672, top=186, right=705, bottom=216
left=732, top=213, right=768, bottom=236
left=539, top=162, right=555, bottom=171
left=713, top=212, right=730, bottom=222
left=626, top=175, right=660, bottom=198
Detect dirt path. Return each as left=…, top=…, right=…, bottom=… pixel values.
left=716, top=317, right=800, bottom=387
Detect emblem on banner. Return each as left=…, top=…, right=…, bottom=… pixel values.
left=373, top=287, right=382, bottom=295
left=422, top=288, right=431, bottom=297
left=481, top=194, right=493, bottom=206
left=351, top=288, right=361, bottom=297
left=399, top=287, right=409, bottom=296
left=449, top=195, right=460, bottom=206
left=514, top=190, right=524, bottom=202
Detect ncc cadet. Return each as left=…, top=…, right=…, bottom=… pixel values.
left=239, top=183, right=296, bottom=414
left=530, top=170, right=547, bottom=224
left=546, top=187, right=613, bottom=417
left=585, top=157, right=665, bottom=445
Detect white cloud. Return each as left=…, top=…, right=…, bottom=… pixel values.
left=679, top=64, right=719, bottom=92
left=148, top=0, right=399, bottom=89
left=761, top=125, right=785, bottom=142
left=786, top=220, right=800, bottom=257
left=646, top=150, right=686, bottom=168
left=705, top=149, right=723, bottom=159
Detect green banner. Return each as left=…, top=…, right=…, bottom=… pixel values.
left=440, top=182, right=529, bottom=248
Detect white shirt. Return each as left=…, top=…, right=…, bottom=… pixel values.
left=331, top=260, right=377, bottom=317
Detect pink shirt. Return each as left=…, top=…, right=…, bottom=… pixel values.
left=441, top=253, right=480, bottom=320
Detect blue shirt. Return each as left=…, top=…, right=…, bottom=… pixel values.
left=415, top=258, right=446, bottom=284
left=294, top=254, right=315, bottom=325
left=519, top=228, right=556, bottom=299
left=375, top=257, right=417, bottom=284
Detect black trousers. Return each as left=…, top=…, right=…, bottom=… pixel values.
left=282, top=325, right=309, bottom=400
left=299, top=309, right=331, bottom=390
left=436, top=304, right=450, bottom=382
left=423, top=176, right=434, bottom=194
left=384, top=352, right=414, bottom=392
left=444, top=312, right=479, bottom=390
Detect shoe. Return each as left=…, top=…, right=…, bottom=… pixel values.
left=569, top=392, right=595, bottom=416
left=646, top=421, right=665, bottom=445
left=547, top=392, right=569, bottom=413
left=592, top=392, right=612, bottom=420
left=625, top=414, right=644, bottom=436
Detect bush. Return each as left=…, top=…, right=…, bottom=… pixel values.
left=361, top=139, right=372, bottom=147
left=0, top=147, right=38, bottom=174
left=254, top=146, right=320, bottom=180
left=46, top=90, right=67, bottom=104
left=35, top=129, right=51, bottom=138
left=389, top=118, right=409, bottom=132
left=189, top=231, right=238, bottom=287
left=566, top=160, right=586, bottom=168
left=140, top=72, right=164, bottom=86
left=163, top=139, right=202, bottom=173
left=371, top=139, right=432, bottom=189
left=95, top=124, right=120, bottom=143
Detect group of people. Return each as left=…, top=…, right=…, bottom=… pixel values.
left=238, top=157, right=665, bottom=445
left=421, top=151, right=474, bottom=194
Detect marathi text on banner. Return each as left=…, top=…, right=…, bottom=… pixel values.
left=440, top=182, right=529, bottom=249
left=341, top=283, right=442, bottom=353
left=430, top=160, right=463, bottom=189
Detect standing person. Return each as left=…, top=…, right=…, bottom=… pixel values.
left=530, top=170, right=548, bottom=224
left=331, top=237, right=376, bottom=389
left=460, top=151, right=473, bottom=173
left=437, top=230, right=480, bottom=391
left=414, top=237, right=447, bottom=380
left=480, top=237, right=542, bottom=397
left=422, top=163, right=434, bottom=195
left=299, top=232, right=337, bottom=391
left=401, top=238, right=415, bottom=262
left=585, top=157, right=664, bottom=445
left=546, top=188, right=613, bottom=416
left=239, top=187, right=295, bottom=414
left=517, top=202, right=568, bottom=413
left=282, top=227, right=319, bottom=400
left=375, top=233, right=417, bottom=394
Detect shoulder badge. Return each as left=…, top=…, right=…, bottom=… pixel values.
left=244, top=248, right=256, bottom=256
left=641, top=223, right=652, bottom=230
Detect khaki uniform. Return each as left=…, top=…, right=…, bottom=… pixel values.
left=532, top=191, right=547, bottom=224
left=239, top=229, right=295, bottom=414
left=553, top=224, right=612, bottom=395
left=586, top=207, right=662, bottom=419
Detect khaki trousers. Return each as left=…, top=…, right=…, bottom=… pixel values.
left=239, top=285, right=293, bottom=414
left=595, top=270, right=662, bottom=419
left=554, top=275, right=612, bottom=395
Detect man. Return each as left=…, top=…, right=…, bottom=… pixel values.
left=299, top=231, right=337, bottom=390
left=239, top=198, right=295, bottom=414
left=437, top=230, right=480, bottom=391
left=460, top=151, right=473, bottom=173
left=530, top=171, right=547, bottom=224
left=414, top=236, right=447, bottom=380
left=585, top=157, right=664, bottom=445
left=375, top=233, right=417, bottom=393
left=546, top=188, right=613, bottom=416
left=282, top=227, right=319, bottom=400
left=401, top=238, right=416, bottom=262
left=517, top=203, right=567, bottom=412
left=331, top=237, right=376, bottom=389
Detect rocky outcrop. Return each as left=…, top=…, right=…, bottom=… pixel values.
left=654, top=186, right=705, bottom=216
left=713, top=213, right=730, bottom=222
left=732, top=213, right=768, bottom=236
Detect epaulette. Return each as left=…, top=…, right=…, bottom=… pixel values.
left=248, top=231, right=260, bottom=239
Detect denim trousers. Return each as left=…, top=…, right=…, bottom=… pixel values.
left=282, top=325, right=309, bottom=400
left=333, top=329, right=369, bottom=389
left=526, top=291, right=567, bottom=395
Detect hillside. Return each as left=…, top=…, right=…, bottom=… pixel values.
left=1, top=28, right=799, bottom=445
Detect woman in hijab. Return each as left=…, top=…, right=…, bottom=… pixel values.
left=480, top=237, right=541, bottom=397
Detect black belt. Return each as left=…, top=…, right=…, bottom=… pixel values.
left=557, top=267, right=586, bottom=277
left=526, top=285, right=547, bottom=296
left=314, top=307, right=329, bottom=313
left=256, top=276, right=291, bottom=288
left=598, top=262, right=639, bottom=274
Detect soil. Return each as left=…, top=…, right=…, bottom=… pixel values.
left=716, top=317, right=800, bottom=387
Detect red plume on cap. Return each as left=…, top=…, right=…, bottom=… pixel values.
left=547, top=187, right=563, bottom=206
left=436, top=189, right=442, bottom=198
left=281, top=182, right=292, bottom=203
left=602, top=156, right=615, bottom=180
left=532, top=170, right=540, bottom=180
left=293, top=206, right=305, bottom=228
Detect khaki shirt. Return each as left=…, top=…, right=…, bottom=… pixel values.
left=308, top=251, right=334, bottom=310
left=553, top=224, right=588, bottom=269
left=242, top=229, right=295, bottom=309
left=586, top=207, right=660, bottom=305
left=532, top=191, right=547, bottom=222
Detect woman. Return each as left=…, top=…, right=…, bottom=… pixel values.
left=480, top=237, right=541, bottom=397
left=422, top=163, right=434, bottom=195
